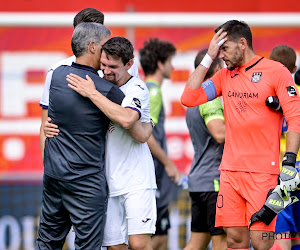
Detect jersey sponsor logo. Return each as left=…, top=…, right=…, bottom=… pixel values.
left=286, top=86, right=297, bottom=97
left=236, top=99, right=247, bottom=113
left=227, top=91, right=258, bottom=99
left=142, top=218, right=151, bottom=223
left=251, top=72, right=262, bottom=83
left=132, top=98, right=141, bottom=109
left=231, top=73, right=239, bottom=78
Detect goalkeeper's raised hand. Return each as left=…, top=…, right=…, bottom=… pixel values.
left=279, top=152, right=300, bottom=197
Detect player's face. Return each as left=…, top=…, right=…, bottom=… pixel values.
left=100, top=51, right=128, bottom=85
left=219, top=40, right=243, bottom=71
left=161, top=56, right=174, bottom=79
left=94, top=37, right=109, bottom=70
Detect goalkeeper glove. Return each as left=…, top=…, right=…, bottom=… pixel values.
left=279, top=152, right=300, bottom=198
left=265, top=96, right=282, bottom=112
left=249, top=185, right=298, bottom=228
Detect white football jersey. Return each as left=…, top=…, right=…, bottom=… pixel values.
left=105, top=76, right=157, bottom=197
left=40, top=55, right=140, bottom=108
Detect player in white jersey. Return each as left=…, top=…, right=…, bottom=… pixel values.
left=102, top=74, right=157, bottom=250
left=105, top=75, right=156, bottom=197
left=39, top=8, right=139, bottom=160
left=48, top=37, right=157, bottom=250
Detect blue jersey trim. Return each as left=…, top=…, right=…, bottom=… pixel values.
left=125, top=106, right=141, bottom=119
left=201, top=80, right=217, bottom=101
left=40, top=104, right=48, bottom=109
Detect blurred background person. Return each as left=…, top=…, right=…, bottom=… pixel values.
left=139, top=38, right=179, bottom=250
left=184, top=49, right=227, bottom=250
left=268, top=45, right=300, bottom=250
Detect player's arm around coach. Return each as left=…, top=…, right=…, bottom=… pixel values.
left=65, top=75, right=152, bottom=143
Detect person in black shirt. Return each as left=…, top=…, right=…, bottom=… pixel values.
left=35, top=23, right=124, bottom=249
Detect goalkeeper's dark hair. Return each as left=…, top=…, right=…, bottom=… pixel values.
left=215, top=20, right=253, bottom=50
left=194, top=49, right=222, bottom=80
left=139, top=38, right=176, bottom=75
left=73, top=8, right=104, bottom=28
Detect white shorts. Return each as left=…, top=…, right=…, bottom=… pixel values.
left=102, top=188, right=157, bottom=247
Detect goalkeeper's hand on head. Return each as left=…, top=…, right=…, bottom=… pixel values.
left=249, top=185, right=298, bottom=228
left=279, top=152, right=300, bottom=197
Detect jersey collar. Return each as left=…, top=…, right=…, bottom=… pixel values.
left=238, top=56, right=264, bottom=72
left=145, top=78, right=160, bottom=86
left=71, top=62, right=98, bottom=75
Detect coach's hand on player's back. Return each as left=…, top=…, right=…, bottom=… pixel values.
left=44, top=117, right=60, bottom=138
left=67, top=74, right=97, bottom=98
left=207, top=29, right=227, bottom=60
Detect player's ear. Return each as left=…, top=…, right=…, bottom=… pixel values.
left=126, top=59, right=134, bottom=70
left=292, top=65, right=297, bottom=74
left=157, top=61, right=164, bottom=71
left=239, top=37, right=247, bottom=51
left=88, top=41, right=96, bottom=54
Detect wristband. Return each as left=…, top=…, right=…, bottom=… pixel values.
left=282, top=152, right=297, bottom=167
left=200, top=53, right=213, bottom=69
left=217, top=39, right=225, bottom=47
left=249, top=204, right=277, bottom=228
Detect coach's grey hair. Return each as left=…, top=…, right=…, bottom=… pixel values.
left=71, top=22, right=111, bottom=57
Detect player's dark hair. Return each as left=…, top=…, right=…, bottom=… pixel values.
left=270, top=45, right=296, bottom=73
left=139, top=38, right=176, bottom=75
left=295, top=69, right=300, bottom=86
left=194, top=49, right=222, bottom=80
left=102, top=37, right=134, bottom=65
left=73, top=8, right=104, bottom=28
left=215, top=20, right=253, bottom=50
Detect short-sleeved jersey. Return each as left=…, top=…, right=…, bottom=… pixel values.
left=186, top=98, right=224, bottom=192
left=181, top=56, right=300, bottom=174
left=40, top=55, right=139, bottom=108
left=146, top=80, right=174, bottom=208
left=44, top=63, right=124, bottom=181
left=105, top=76, right=157, bottom=197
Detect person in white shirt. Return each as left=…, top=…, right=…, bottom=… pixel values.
left=39, top=8, right=139, bottom=160
left=47, top=37, right=157, bottom=250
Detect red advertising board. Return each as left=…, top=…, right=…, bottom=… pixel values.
left=0, top=25, right=300, bottom=178
left=1, top=0, right=300, bottom=12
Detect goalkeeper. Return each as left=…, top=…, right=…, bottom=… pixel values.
left=180, top=20, right=300, bottom=250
